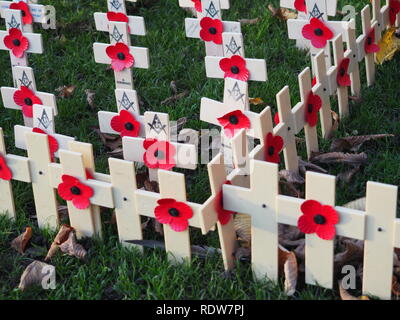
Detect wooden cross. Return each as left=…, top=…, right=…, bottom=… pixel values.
left=280, top=0, right=338, bottom=50
left=356, top=4, right=380, bottom=87
left=0, top=127, right=30, bottom=220
left=0, top=9, right=43, bottom=83
left=46, top=147, right=114, bottom=239
left=134, top=168, right=217, bottom=264
left=0, top=0, right=49, bottom=33
left=98, top=88, right=145, bottom=137
left=287, top=0, right=352, bottom=68
left=343, top=23, right=361, bottom=98
left=122, top=111, right=197, bottom=181
left=94, top=0, right=146, bottom=37
left=93, top=21, right=149, bottom=90
left=371, top=0, right=390, bottom=37
left=1, top=66, right=57, bottom=126
left=179, top=0, right=230, bottom=16
left=185, top=0, right=241, bottom=56
left=205, top=32, right=267, bottom=82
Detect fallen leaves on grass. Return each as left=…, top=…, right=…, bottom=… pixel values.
left=310, top=152, right=368, bottom=166
left=298, top=159, right=328, bottom=174
left=279, top=245, right=298, bottom=296
left=18, top=260, right=55, bottom=291
left=279, top=169, right=305, bottom=185
left=234, top=213, right=251, bottom=244
left=330, top=134, right=394, bottom=152
left=337, top=165, right=361, bottom=184
left=92, top=127, right=122, bottom=153
left=45, top=224, right=74, bottom=261
left=239, top=18, right=260, bottom=25
left=161, top=81, right=189, bottom=105
left=268, top=4, right=297, bottom=21
left=59, top=231, right=87, bottom=260
left=376, top=28, right=400, bottom=65
left=55, top=85, right=76, bottom=98
left=249, top=97, right=264, bottom=105
left=11, top=227, right=32, bottom=254
left=85, top=89, right=96, bottom=110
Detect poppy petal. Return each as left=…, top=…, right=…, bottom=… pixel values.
left=301, top=199, right=322, bottom=216
left=315, top=224, right=336, bottom=240
left=298, top=214, right=317, bottom=234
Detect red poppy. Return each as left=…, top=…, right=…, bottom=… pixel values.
left=57, top=175, right=94, bottom=210
left=107, top=11, right=130, bottom=32
left=364, top=28, right=380, bottom=54
left=13, top=86, right=42, bottom=118
left=215, top=180, right=235, bottom=225
left=3, top=28, right=29, bottom=58
left=32, top=128, right=59, bottom=162
left=305, top=92, right=322, bottom=127
left=302, top=18, right=334, bottom=48
left=264, top=133, right=284, bottom=164
left=106, top=42, right=134, bottom=71
left=337, top=58, right=351, bottom=87
left=312, top=76, right=317, bottom=87
left=143, top=138, right=176, bottom=170
left=154, top=198, right=193, bottom=232
left=389, top=0, right=400, bottom=25
left=0, top=154, right=12, bottom=181
left=85, top=169, right=94, bottom=180
left=110, top=110, right=140, bottom=137
left=200, top=17, right=223, bottom=45
left=274, top=113, right=280, bottom=125
left=10, top=1, right=33, bottom=25
left=217, top=110, right=250, bottom=138
left=191, top=0, right=202, bottom=12
left=294, top=0, right=306, bottom=13
left=219, top=55, right=249, bottom=81
left=297, top=199, right=339, bottom=240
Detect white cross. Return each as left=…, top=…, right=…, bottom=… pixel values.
left=46, top=147, right=114, bottom=239
left=94, top=0, right=146, bottom=37
left=0, top=9, right=43, bottom=83
left=122, top=111, right=197, bottom=181
left=179, top=0, right=230, bottom=16
left=280, top=0, right=338, bottom=50
left=185, top=0, right=241, bottom=56
left=356, top=4, right=380, bottom=87
left=371, top=0, right=390, bottom=36
left=0, top=127, right=30, bottom=220
left=287, top=0, right=352, bottom=68
left=205, top=32, right=267, bottom=82
left=0, top=0, right=48, bottom=33
left=1, top=66, right=57, bottom=126
left=93, top=21, right=149, bottom=89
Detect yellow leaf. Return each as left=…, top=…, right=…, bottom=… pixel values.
left=249, top=97, right=264, bottom=105
left=376, top=28, right=400, bottom=65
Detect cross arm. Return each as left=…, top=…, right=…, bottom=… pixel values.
left=287, top=19, right=351, bottom=41
left=185, top=18, right=240, bottom=39
left=179, top=0, right=230, bottom=9
left=98, top=111, right=145, bottom=136
left=205, top=56, right=267, bottom=82
left=280, top=0, right=338, bottom=16
left=0, top=2, right=48, bottom=23
left=0, top=30, right=43, bottom=53
left=93, top=43, right=150, bottom=69
left=5, top=154, right=31, bottom=182
left=2, top=86, right=57, bottom=114
left=94, top=12, right=146, bottom=36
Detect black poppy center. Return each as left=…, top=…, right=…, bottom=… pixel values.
left=21, top=10, right=26, bottom=17
left=313, top=214, right=326, bottom=225
left=209, top=27, right=217, bottom=35
left=70, top=186, right=81, bottom=195
left=13, top=39, right=21, bottom=46
left=168, top=208, right=180, bottom=217
left=340, top=68, right=345, bottom=76
left=229, top=115, right=239, bottom=125
left=230, top=66, right=240, bottom=74
left=24, top=97, right=33, bottom=106
left=314, top=28, right=323, bottom=36
left=154, top=149, right=164, bottom=159
left=268, top=146, right=275, bottom=156
left=367, top=37, right=372, bottom=45
left=124, top=122, right=134, bottom=131
left=117, top=52, right=125, bottom=60
left=307, top=103, right=314, bottom=113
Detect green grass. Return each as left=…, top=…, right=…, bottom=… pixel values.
left=0, top=0, right=399, bottom=299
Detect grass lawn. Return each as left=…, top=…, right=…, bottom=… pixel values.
left=0, top=0, right=399, bottom=299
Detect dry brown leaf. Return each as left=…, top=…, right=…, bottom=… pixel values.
left=279, top=169, right=305, bottom=185
left=298, top=159, right=328, bottom=174
left=279, top=180, right=302, bottom=198
left=234, top=213, right=251, bottom=244
left=239, top=17, right=260, bottom=25
left=249, top=97, right=264, bottom=105
left=337, top=165, right=361, bottom=184
left=328, top=111, right=340, bottom=139
left=161, top=90, right=189, bottom=105
left=45, top=224, right=74, bottom=261
left=334, top=239, right=364, bottom=274
left=170, top=80, right=178, bottom=94
left=18, top=260, right=55, bottom=291
left=55, top=85, right=76, bottom=98
left=106, top=147, right=123, bottom=158
left=392, top=276, right=400, bottom=297
left=268, top=4, right=297, bottom=21
left=11, top=227, right=32, bottom=254
left=59, top=231, right=87, bottom=260
left=310, top=152, right=368, bottom=166
left=234, top=247, right=251, bottom=262
left=57, top=205, right=69, bottom=221
left=85, top=89, right=96, bottom=110
left=278, top=245, right=298, bottom=296
left=338, top=280, right=369, bottom=300
left=92, top=127, right=122, bottom=151
left=330, top=134, right=394, bottom=152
